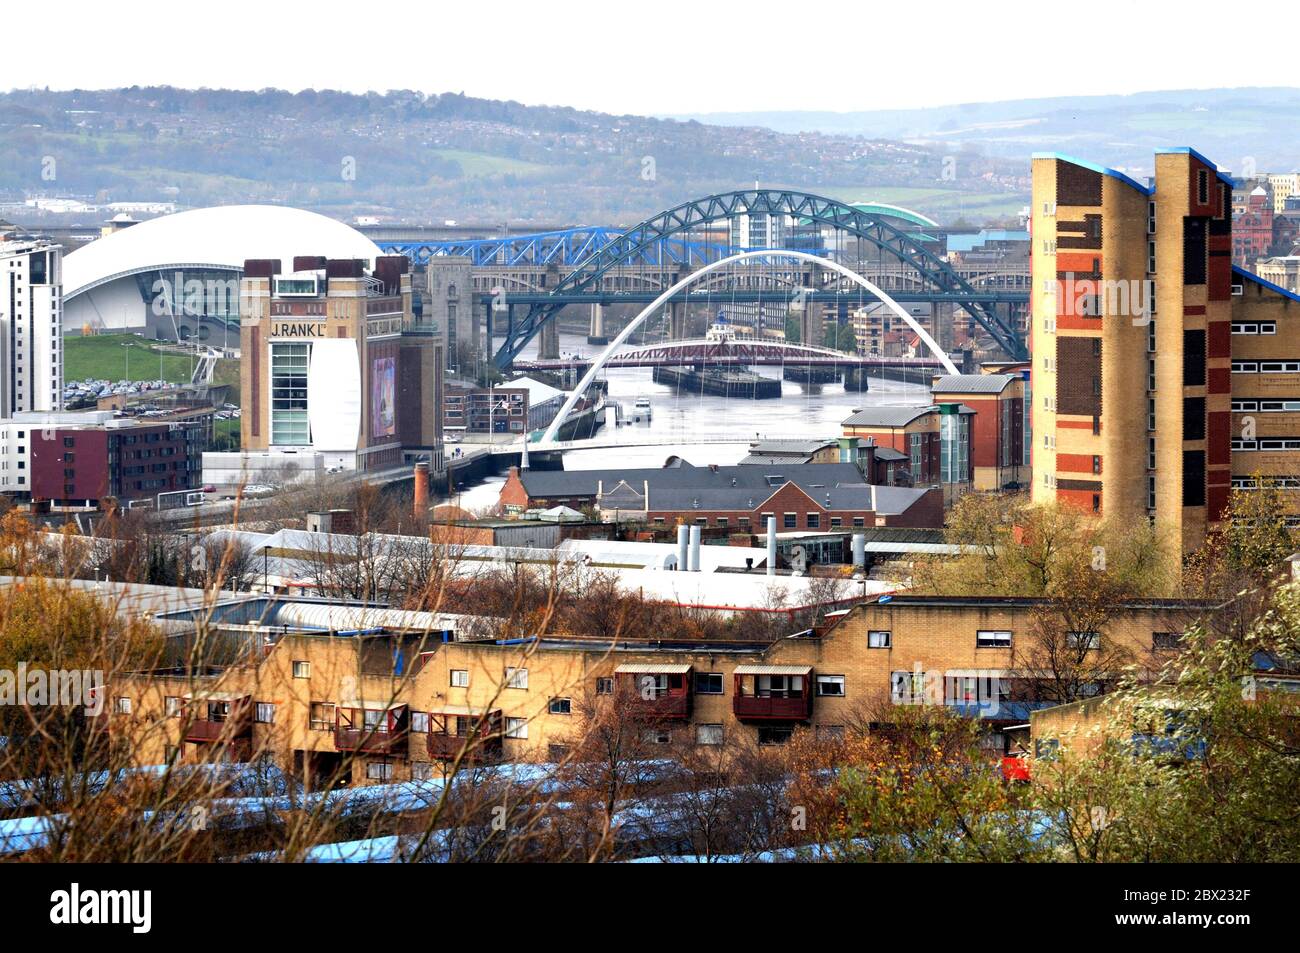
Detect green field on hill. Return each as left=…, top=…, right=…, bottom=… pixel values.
left=62, top=334, right=197, bottom=384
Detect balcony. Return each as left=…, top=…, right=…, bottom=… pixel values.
left=427, top=708, right=504, bottom=762
left=732, top=666, right=813, bottom=722
left=335, top=703, right=410, bottom=756
left=613, top=665, right=693, bottom=721
left=183, top=693, right=252, bottom=744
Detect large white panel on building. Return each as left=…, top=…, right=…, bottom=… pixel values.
left=307, top=338, right=361, bottom=452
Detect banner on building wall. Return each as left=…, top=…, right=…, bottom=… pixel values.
left=372, top=356, right=396, bottom=438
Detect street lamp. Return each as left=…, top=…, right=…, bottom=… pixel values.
left=262, top=544, right=271, bottom=594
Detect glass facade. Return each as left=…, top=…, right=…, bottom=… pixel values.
left=270, top=342, right=310, bottom=445
left=940, top=409, right=969, bottom=484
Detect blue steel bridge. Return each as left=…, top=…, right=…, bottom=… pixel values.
left=375, top=189, right=1031, bottom=367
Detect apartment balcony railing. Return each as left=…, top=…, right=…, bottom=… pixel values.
left=732, top=694, right=812, bottom=722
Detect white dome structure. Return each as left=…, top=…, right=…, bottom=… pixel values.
left=62, top=205, right=383, bottom=341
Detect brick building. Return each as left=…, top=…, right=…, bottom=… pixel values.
left=1233, top=186, right=1274, bottom=267
left=25, top=412, right=202, bottom=509
left=498, top=460, right=943, bottom=530
left=931, top=373, right=1029, bottom=490
left=238, top=255, right=443, bottom=474
left=107, top=593, right=1216, bottom=784
left=1030, top=148, right=1300, bottom=558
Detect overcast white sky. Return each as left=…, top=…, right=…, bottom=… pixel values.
left=2, top=0, right=1289, bottom=116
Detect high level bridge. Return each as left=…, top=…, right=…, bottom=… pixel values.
left=376, top=191, right=1030, bottom=367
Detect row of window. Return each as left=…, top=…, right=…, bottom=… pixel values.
left=1232, top=361, right=1300, bottom=373
left=1232, top=439, right=1300, bottom=451
left=650, top=514, right=870, bottom=530
left=1231, top=322, right=1278, bottom=335
left=1232, top=400, right=1300, bottom=412
left=1232, top=476, right=1300, bottom=490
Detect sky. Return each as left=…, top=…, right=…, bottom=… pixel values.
left=3, top=0, right=1292, bottom=116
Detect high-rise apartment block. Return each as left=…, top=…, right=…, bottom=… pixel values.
left=1031, top=149, right=1300, bottom=558
left=1, top=238, right=64, bottom=418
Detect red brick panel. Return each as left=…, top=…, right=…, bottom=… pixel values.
left=1207, top=411, right=1232, bottom=467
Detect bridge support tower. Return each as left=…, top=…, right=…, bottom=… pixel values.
left=538, top=313, right=561, bottom=360
left=843, top=367, right=871, bottom=392
left=587, top=303, right=608, bottom=345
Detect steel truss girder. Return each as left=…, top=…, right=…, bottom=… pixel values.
left=492, top=190, right=1026, bottom=368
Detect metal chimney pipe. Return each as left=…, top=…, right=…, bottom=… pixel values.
left=689, top=524, right=702, bottom=572
left=677, top=524, right=690, bottom=572
left=852, top=532, right=866, bottom=569
left=766, top=516, right=777, bottom=576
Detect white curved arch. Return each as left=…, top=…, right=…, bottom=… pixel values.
left=539, top=250, right=957, bottom=446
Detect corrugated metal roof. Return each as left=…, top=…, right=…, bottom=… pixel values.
left=931, top=374, right=1014, bottom=394
left=615, top=663, right=693, bottom=674
left=732, top=664, right=812, bottom=676
left=842, top=405, right=935, bottom=428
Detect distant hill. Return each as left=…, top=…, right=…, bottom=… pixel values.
left=0, top=87, right=1028, bottom=227
left=673, top=87, right=1300, bottom=181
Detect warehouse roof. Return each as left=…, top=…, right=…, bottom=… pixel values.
left=931, top=373, right=1016, bottom=394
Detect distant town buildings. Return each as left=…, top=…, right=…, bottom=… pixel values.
left=443, top=375, right=564, bottom=435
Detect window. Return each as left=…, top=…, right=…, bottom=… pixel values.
left=505, top=717, right=528, bottom=739
left=816, top=725, right=846, bottom=742
left=255, top=702, right=276, bottom=724
left=450, top=669, right=469, bottom=688
left=1183, top=397, right=1205, bottom=441
left=595, top=676, right=614, bottom=695
left=783, top=512, right=797, bottom=529
left=1153, top=632, right=1184, bottom=650
left=696, top=724, right=724, bottom=746
left=410, top=711, right=429, bottom=733
left=270, top=342, right=311, bottom=445
left=412, top=762, right=434, bottom=781
left=366, top=761, right=393, bottom=781
left=806, top=512, right=820, bottom=529
left=976, top=630, right=1012, bottom=648
left=292, top=661, right=310, bottom=679
left=758, top=725, right=794, bottom=745
left=868, top=630, right=892, bottom=648
left=548, top=697, right=572, bottom=715
left=164, top=696, right=181, bottom=718
left=164, top=745, right=179, bottom=766
left=1183, top=450, right=1206, bottom=507
left=547, top=743, right=571, bottom=761
left=694, top=672, right=724, bottom=695
left=309, top=702, right=335, bottom=730
left=1067, top=631, right=1101, bottom=651
left=505, top=667, right=528, bottom=690
left=643, top=728, right=672, bottom=745
left=815, top=675, right=846, bottom=697
left=115, top=697, right=132, bottom=714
